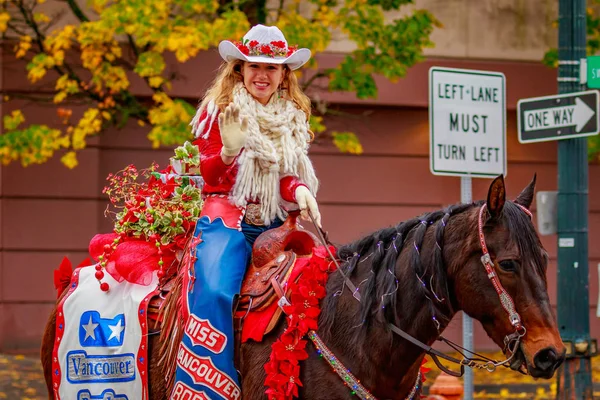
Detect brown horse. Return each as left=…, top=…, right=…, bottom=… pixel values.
left=42, top=175, right=565, bottom=399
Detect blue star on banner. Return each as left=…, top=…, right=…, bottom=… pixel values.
left=79, top=311, right=126, bottom=347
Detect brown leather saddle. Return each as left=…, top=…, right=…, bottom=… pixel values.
left=237, top=211, right=316, bottom=308
left=148, top=210, right=317, bottom=336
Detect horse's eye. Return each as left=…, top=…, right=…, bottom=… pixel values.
left=498, top=260, right=520, bottom=272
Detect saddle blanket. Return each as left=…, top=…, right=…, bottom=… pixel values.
left=52, top=264, right=159, bottom=400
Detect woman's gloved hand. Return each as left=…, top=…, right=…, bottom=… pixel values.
left=219, top=103, right=248, bottom=157
left=295, top=185, right=322, bottom=228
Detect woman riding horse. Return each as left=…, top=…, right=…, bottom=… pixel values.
left=174, top=24, right=321, bottom=399
left=42, top=25, right=567, bottom=400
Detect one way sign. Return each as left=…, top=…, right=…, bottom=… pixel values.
left=517, top=90, right=599, bottom=143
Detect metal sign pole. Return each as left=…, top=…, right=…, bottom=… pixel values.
left=556, top=0, right=594, bottom=397
left=461, top=175, right=473, bottom=400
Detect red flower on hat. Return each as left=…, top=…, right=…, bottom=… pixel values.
left=237, top=38, right=299, bottom=59
left=286, top=45, right=298, bottom=57
left=234, top=41, right=250, bottom=56
left=260, top=44, right=273, bottom=55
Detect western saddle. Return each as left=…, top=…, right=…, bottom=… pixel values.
left=148, top=210, right=318, bottom=340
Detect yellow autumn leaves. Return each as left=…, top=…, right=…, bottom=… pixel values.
left=1, top=110, right=65, bottom=167
left=0, top=12, right=9, bottom=32
left=148, top=93, right=196, bottom=148
left=0, top=108, right=101, bottom=168
left=2, top=0, right=433, bottom=167
left=310, top=116, right=363, bottom=155
left=1, top=0, right=253, bottom=168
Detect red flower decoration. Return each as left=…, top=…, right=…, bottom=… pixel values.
left=235, top=41, right=250, bottom=55
left=420, top=357, right=431, bottom=381
left=238, top=45, right=250, bottom=56
left=281, top=362, right=303, bottom=397
left=260, top=44, right=273, bottom=55
left=286, top=45, right=298, bottom=57
left=272, top=334, right=309, bottom=361
left=99, top=157, right=202, bottom=288
left=159, top=176, right=178, bottom=199
left=298, top=283, right=325, bottom=299
left=263, top=247, right=334, bottom=399
left=239, top=40, right=301, bottom=59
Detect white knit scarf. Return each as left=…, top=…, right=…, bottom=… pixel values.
left=191, top=83, right=319, bottom=224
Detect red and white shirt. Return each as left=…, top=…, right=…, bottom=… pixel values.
left=192, top=110, right=306, bottom=204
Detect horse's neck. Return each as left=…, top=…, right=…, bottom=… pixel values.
left=318, top=272, right=445, bottom=398
left=315, top=209, right=476, bottom=397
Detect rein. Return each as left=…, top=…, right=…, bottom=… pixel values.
left=309, top=202, right=531, bottom=379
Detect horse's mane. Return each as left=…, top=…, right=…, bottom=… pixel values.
left=502, top=201, right=547, bottom=278
left=320, top=199, right=543, bottom=346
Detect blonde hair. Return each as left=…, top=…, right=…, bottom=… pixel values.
left=198, top=60, right=312, bottom=122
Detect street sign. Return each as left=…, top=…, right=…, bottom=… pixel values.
left=517, top=90, right=599, bottom=143
left=429, top=67, right=506, bottom=178
left=587, top=55, right=600, bottom=89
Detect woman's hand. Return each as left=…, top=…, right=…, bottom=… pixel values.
left=295, top=186, right=322, bottom=228
left=219, top=103, right=248, bottom=159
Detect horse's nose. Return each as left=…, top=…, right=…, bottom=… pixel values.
left=533, top=347, right=565, bottom=377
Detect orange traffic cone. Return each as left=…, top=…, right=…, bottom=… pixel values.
left=427, top=372, right=464, bottom=400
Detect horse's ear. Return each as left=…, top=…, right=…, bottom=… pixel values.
left=487, top=175, right=506, bottom=217
left=514, top=174, right=536, bottom=209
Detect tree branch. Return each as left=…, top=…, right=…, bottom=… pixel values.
left=276, top=0, right=284, bottom=22
left=302, top=70, right=328, bottom=92
left=6, top=21, right=28, bottom=36
left=256, top=0, right=266, bottom=24
left=1, top=90, right=94, bottom=106
left=126, top=34, right=140, bottom=58
left=65, top=0, right=90, bottom=22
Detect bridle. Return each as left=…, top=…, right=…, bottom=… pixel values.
left=310, top=201, right=532, bottom=378
left=473, top=203, right=531, bottom=368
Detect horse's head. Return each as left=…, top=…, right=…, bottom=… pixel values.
left=450, top=175, right=565, bottom=379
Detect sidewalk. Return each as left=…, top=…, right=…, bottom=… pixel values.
left=1, top=351, right=600, bottom=399
left=0, top=354, right=46, bottom=399
left=422, top=351, right=600, bottom=399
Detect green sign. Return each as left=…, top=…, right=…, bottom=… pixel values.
left=587, top=55, right=600, bottom=88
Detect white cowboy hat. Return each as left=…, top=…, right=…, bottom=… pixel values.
left=218, top=24, right=311, bottom=71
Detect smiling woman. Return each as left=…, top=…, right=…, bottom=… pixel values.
left=242, top=63, right=285, bottom=105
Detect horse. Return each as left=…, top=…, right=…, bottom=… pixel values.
left=41, top=174, right=565, bottom=399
